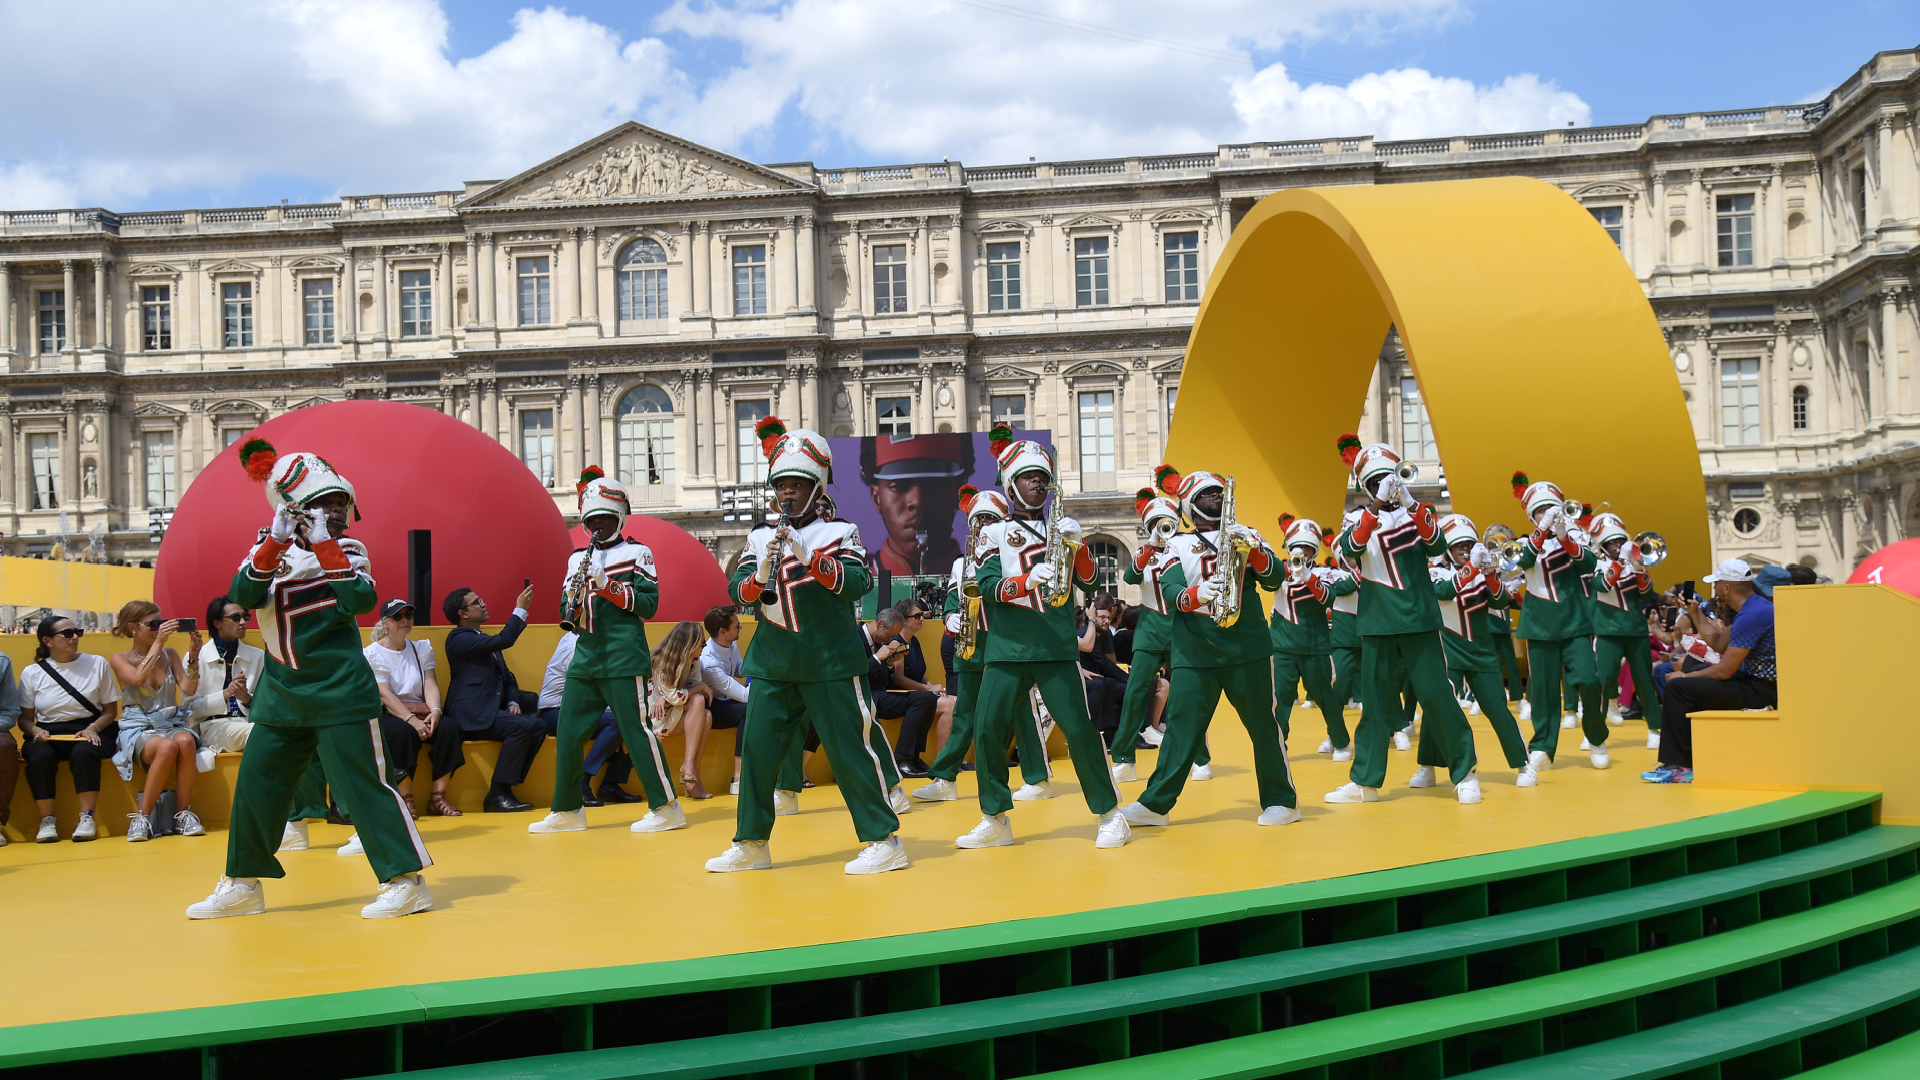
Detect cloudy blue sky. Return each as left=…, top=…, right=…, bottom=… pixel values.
left=2, top=0, right=1913, bottom=211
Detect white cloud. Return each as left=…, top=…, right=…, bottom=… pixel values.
left=0, top=0, right=1592, bottom=210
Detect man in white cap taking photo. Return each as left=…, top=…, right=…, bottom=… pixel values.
left=1642, top=559, right=1779, bottom=785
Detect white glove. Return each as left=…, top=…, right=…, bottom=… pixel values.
left=1057, top=516, right=1083, bottom=547
left=591, top=564, right=610, bottom=591
left=1289, top=558, right=1312, bottom=585
left=1471, top=543, right=1495, bottom=573
left=752, top=541, right=775, bottom=584
left=945, top=613, right=963, bottom=634
left=269, top=503, right=301, bottom=542
left=1026, top=562, right=1057, bottom=592
left=1228, top=523, right=1260, bottom=548
left=1195, top=578, right=1224, bottom=605
left=1552, top=510, right=1572, bottom=540
left=305, top=508, right=332, bottom=544
left=784, top=529, right=814, bottom=567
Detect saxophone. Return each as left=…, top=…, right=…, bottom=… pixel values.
left=1211, top=475, right=1251, bottom=628
left=562, top=547, right=596, bottom=626
left=956, top=518, right=984, bottom=659
left=1036, top=492, right=1079, bottom=608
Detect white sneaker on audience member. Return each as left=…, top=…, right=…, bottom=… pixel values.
left=773, top=790, right=799, bottom=816
left=845, top=835, right=910, bottom=874
left=1094, top=809, right=1132, bottom=848
left=957, top=814, right=1014, bottom=848
left=127, top=814, right=152, bottom=842
left=72, top=812, right=98, bottom=841
left=1189, top=763, right=1213, bottom=782
left=913, top=778, right=958, bottom=801
left=35, top=816, right=58, bottom=843
left=1393, top=729, right=1411, bottom=752
left=1455, top=774, right=1483, bottom=805
left=362, top=874, right=433, bottom=919
left=186, top=876, right=265, bottom=919
left=528, top=810, right=587, bottom=833
left=705, top=840, right=772, bottom=872
left=280, top=820, right=308, bottom=851
left=631, top=801, right=688, bottom=833
left=1408, top=766, right=1436, bottom=788
left=1590, top=745, right=1611, bottom=770
left=1257, top=805, right=1302, bottom=826
left=1325, top=782, right=1380, bottom=803
left=888, top=785, right=913, bottom=815
left=338, top=833, right=364, bottom=857
left=1316, top=739, right=1333, bottom=754
left=1647, top=731, right=1662, bottom=749
left=1332, top=745, right=1354, bottom=762
left=1012, top=781, right=1053, bottom=801
left=1120, top=802, right=1170, bottom=826
left=1111, top=762, right=1138, bottom=783
left=176, top=810, right=205, bottom=837
left=727, top=780, right=740, bottom=796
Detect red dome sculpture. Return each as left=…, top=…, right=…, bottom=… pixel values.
left=155, top=400, right=574, bottom=625
left=1848, top=538, right=1920, bottom=602
left=566, top=514, right=732, bottom=625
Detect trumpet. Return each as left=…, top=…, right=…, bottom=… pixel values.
left=1630, top=530, right=1667, bottom=569
left=1482, top=523, right=1518, bottom=549
left=1498, top=539, right=1529, bottom=576
left=1287, top=550, right=1311, bottom=579
left=1560, top=498, right=1583, bottom=519
left=1388, top=461, right=1421, bottom=510
left=1150, top=516, right=1178, bottom=547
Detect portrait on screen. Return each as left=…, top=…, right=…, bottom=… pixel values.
left=827, top=431, right=1052, bottom=576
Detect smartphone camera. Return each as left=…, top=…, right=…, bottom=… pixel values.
left=176, top=617, right=198, bottom=633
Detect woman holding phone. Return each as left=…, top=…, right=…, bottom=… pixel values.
left=108, top=600, right=206, bottom=841
left=19, top=616, right=122, bottom=842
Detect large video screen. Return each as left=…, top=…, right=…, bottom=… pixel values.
left=825, top=431, right=1053, bottom=577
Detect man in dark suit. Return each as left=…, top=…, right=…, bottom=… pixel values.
left=863, top=606, right=938, bottom=779
left=443, top=584, right=545, bottom=812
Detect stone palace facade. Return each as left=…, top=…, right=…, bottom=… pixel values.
left=1, top=44, right=1916, bottom=596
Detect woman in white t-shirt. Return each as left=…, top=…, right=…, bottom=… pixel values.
left=18, top=616, right=122, bottom=843
left=364, top=599, right=460, bottom=818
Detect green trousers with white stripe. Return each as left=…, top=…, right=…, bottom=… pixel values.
left=1141, top=658, right=1296, bottom=815
left=228, top=720, right=430, bottom=883
left=1273, top=652, right=1343, bottom=747
left=734, top=677, right=900, bottom=844
left=550, top=675, right=676, bottom=813
left=974, top=660, right=1119, bottom=818
left=1353, top=632, right=1477, bottom=788
left=928, top=669, right=1050, bottom=786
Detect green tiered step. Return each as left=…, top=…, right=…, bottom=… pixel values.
left=3, top=791, right=1912, bottom=1080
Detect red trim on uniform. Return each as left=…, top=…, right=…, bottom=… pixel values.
left=252, top=535, right=288, bottom=573
left=312, top=538, right=350, bottom=572
left=1133, top=545, right=1156, bottom=570
left=1178, top=585, right=1206, bottom=612
left=1414, top=503, right=1439, bottom=542
left=1304, top=573, right=1330, bottom=604
left=1247, top=546, right=1272, bottom=575
left=739, top=575, right=766, bottom=603
left=592, top=581, right=632, bottom=610
left=1352, top=509, right=1380, bottom=546
left=1072, top=544, right=1096, bottom=584
left=808, top=552, right=842, bottom=589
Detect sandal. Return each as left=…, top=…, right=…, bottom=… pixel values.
left=681, top=769, right=713, bottom=800
left=428, top=792, right=463, bottom=817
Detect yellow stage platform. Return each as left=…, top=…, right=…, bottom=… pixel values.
left=2, top=706, right=1773, bottom=1035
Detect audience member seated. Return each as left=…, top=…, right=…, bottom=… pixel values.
left=19, top=616, right=121, bottom=843
left=699, top=605, right=750, bottom=793
left=0, top=650, right=18, bottom=847
left=536, top=627, right=634, bottom=807
left=191, top=595, right=262, bottom=754
left=885, top=599, right=953, bottom=777
left=1077, top=600, right=1127, bottom=746
left=862, top=607, right=936, bottom=778
left=650, top=621, right=716, bottom=799
left=366, top=599, right=462, bottom=818
left=442, top=583, right=545, bottom=813
left=1644, top=559, right=1779, bottom=785
left=108, top=601, right=206, bottom=842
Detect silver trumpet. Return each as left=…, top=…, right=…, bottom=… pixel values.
left=1151, top=516, right=1178, bottom=547
left=1287, top=550, right=1311, bottom=578
left=1630, top=531, right=1668, bottom=569
left=1391, top=461, right=1421, bottom=510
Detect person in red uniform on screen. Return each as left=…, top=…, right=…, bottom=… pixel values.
left=861, top=434, right=973, bottom=576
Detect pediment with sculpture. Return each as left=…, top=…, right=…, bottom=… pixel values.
left=473, top=123, right=809, bottom=207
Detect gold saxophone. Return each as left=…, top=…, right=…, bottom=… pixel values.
left=1036, top=492, right=1079, bottom=608
left=562, top=547, right=595, bottom=625
left=1211, top=475, right=1251, bottom=628
left=956, top=518, right=984, bottom=659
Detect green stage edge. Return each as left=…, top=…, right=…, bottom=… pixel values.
left=0, top=789, right=1887, bottom=1073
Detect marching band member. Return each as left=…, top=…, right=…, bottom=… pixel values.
left=187, top=441, right=433, bottom=919
left=1511, top=476, right=1610, bottom=771
left=1119, top=465, right=1300, bottom=828
left=1421, top=514, right=1535, bottom=788
left=1327, top=438, right=1481, bottom=805
left=961, top=426, right=1129, bottom=851
left=1483, top=554, right=1524, bottom=710
left=914, top=486, right=1053, bottom=801
left=1110, top=489, right=1180, bottom=784
left=528, top=468, right=682, bottom=836
left=1587, top=513, right=1664, bottom=749
left=708, top=419, right=908, bottom=875
left=1324, top=529, right=1366, bottom=761
left=1269, top=515, right=1357, bottom=755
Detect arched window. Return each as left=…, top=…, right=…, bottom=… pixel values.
left=1791, top=384, right=1810, bottom=431
left=1088, top=538, right=1123, bottom=591
left=616, top=384, right=675, bottom=501
left=617, top=239, right=669, bottom=329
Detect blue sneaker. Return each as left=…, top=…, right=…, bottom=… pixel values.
left=1670, top=767, right=1693, bottom=784
left=1641, top=766, right=1675, bottom=783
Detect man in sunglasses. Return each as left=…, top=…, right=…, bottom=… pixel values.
left=190, top=597, right=264, bottom=754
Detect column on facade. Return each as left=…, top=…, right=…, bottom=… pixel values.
left=485, top=379, right=501, bottom=442
left=267, top=257, right=283, bottom=347
left=580, top=228, right=599, bottom=326
left=372, top=246, right=389, bottom=340
left=916, top=218, right=932, bottom=313
left=437, top=243, right=451, bottom=337
left=1128, top=215, right=1145, bottom=305
left=782, top=217, right=800, bottom=314
left=1876, top=117, right=1895, bottom=227
left=463, top=235, right=479, bottom=327
left=563, top=230, right=581, bottom=323
left=586, top=375, right=602, bottom=467
left=61, top=261, right=76, bottom=353
left=690, top=222, right=711, bottom=315
left=569, top=375, right=587, bottom=482
left=479, top=234, right=497, bottom=326
left=797, top=216, right=816, bottom=312
left=845, top=225, right=864, bottom=316
left=340, top=249, right=358, bottom=343
left=686, top=371, right=703, bottom=479
left=918, top=364, right=934, bottom=433
left=0, top=262, right=11, bottom=354
left=61, top=405, right=77, bottom=505
left=1038, top=217, right=1055, bottom=310
left=1687, top=171, right=1705, bottom=268
left=1882, top=288, right=1902, bottom=420
left=186, top=260, right=202, bottom=351
left=1649, top=171, right=1667, bottom=267
left=1768, top=166, right=1786, bottom=266
left=707, top=371, right=723, bottom=481
left=0, top=407, right=13, bottom=510
left=93, top=260, right=109, bottom=351
left=94, top=403, right=114, bottom=507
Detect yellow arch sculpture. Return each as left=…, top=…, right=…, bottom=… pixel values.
left=1167, top=177, right=1706, bottom=584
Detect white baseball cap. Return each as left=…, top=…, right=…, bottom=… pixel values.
left=1702, top=558, right=1755, bottom=584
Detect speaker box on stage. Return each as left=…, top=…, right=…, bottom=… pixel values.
left=408, top=529, right=432, bottom=624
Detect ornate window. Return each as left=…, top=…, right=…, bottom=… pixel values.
left=1164, top=231, right=1200, bottom=302
left=735, top=399, right=770, bottom=482
left=873, top=244, right=908, bottom=313
left=1791, top=385, right=1810, bottom=431
left=141, top=286, right=172, bottom=351
left=302, top=279, right=335, bottom=345
left=27, top=433, right=60, bottom=509
left=987, top=242, right=1021, bottom=311
left=732, top=246, right=767, bottom=315
left=991, top=394, right=1026, bottom=430
left=1716, top=194, right=1755, bottom=268
left=616, top=384, right=676, bottom=498
left=1075, top=237, right=1110, bottom=306
left=1720, top=358, right=1761, bottom=445
left=517, top=257, right=552, bottom=325
left=520, top=408, right=555, bottom=488
left=1078, top=389, right=1116, bottom=491
left=617, top=239, right=670, bottom=327
left=877, top=396, right=912, bottom=436
left=400, top=270, right=433, bottom=338
left=1089, top=539, right=1122, bottom=591
left=221, top=282, right=253, bottom=348
left=1732, top=508, right=1761, bottom=535
left=144, top=431, right=177, bottom=507
left=1400, top=376, right=1436, bottom=459
left=37, top=290, right=65, bottom=354
left=1588, top=206, right=1624, bottom=249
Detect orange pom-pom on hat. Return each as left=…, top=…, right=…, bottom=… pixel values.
left=1510, top=471, right=1529, bottom=500
left=239, top=438, right=278, bottom=483
left=1154, top=463, right=1181, bottom=497
left=959, top=484, right=980, bottom=513
left=988, top=422, right=1014, bottom=459
left=755, top=416, right=788, bottom=460
left=1277, top=512, right=1296, bottom=531
left=576, top=465, right=606, bottom=494
left=1133, top=487, right=1157, bottom=516
left=1336, top=434, right=1363, bottom=469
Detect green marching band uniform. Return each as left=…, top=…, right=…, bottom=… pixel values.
left=1121, top=465, right=1300, bottom=828
left=1511, top=477, right=1613, bottom=769
left=1330, top=438, right=1483, bottom=804
left=529, top=467, right=684, bottom=835
left=1427, top=514, right=1537, bottom=786
left=1269, top=515, right=1357, bottom=753
left=1325, top=540, right=1364, bottom=758
left=1587, top=512, right=1664, bottom=744
left=1109, top=491, right=1187, bottom=780
left=961, top=427, right=1131, bottom=850
left=1485, top=584, right=1524, bottom=705
left=710, top=419, right=909, bottom=876
left=915, top=486, right=1053, bottom=801
left=187, top=441, right=434, bottom=920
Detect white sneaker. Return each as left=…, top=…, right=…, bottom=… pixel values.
left=956, top=814, right=1014, bottom=848
left=1608, top=704, right=1624, bottom=725
left=338, top=833, right=364, bottom=857
left=913, top=777, right=958, bottom=801
left=1519, top=700, right=1533, bottom=721
left=1189, top=763, right=1213, bottom=782
left=72, top=812, right=98, bottom=842
left=845, top=835, right=910, bottom=874
left=1561, top=713, right=1578, bottom=729
left=1647, top=731, right=1662, bottom=750
left=1120, top=801, right=1170, bottom=826
left=888, top=786, right=913, bottom=815
left=362, top=874, right=433, bottom=919
left=35, top=816, right=58, bottom=843
left=1140, top=727, right=1164, bottom=747
left=1111, top=761, right=1139, bottom=783
left=1094, top=809, right=1132, bottom=848
left=1590, top=746, right=1611, bottom=770
left=1393, top=730, right=1411, bottom=751
left=127, top=813, right=153, bottom=842
left=186, top=876, right=265, bottom=919
left=1529, top=749, right=1552, bottom=772
left=1469, top=700, right=1482, bottom=716
left=631, top=800, right=689, bottom=833
left=1316, top=739, right=1333, bottom=754
left=1516, top=763, right=1539, bottom=788
left=773, top=790, right=799, bottom=816
left=1325, top=782, right=1380, bottom=803
left=529, top=809, right=587, bottom=833
left=1455, top=774, right=1483, bottom=805
left=1257, top=805, right=1302, bottom=826
left=280, top=820, right=309, bottom=851
left=1580, top=737, right=1592, bottom=751
left=1408, top=765, right=1437, bottom=788
left=1577, top=702, right=1585, bottom=719
left=175, top=809, right=205, bottom=837
left=728, top=780, right=740, bottom=796
left=705, top=840, right=772, bottom=872
left=1012, top=781, right=1053, bottom=801
left=1332, top=745, right=1354, bottom=762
